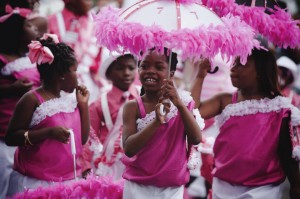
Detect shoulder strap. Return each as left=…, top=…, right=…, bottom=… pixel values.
left=101, top=92, right=113, bottom=131
left=136, top=97, right=146, bottom=118
left=232, top=91, right=238, bottom=103
left=31, top=90, right=45, bottom=104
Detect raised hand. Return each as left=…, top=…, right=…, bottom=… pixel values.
left=161, top=78, right=182, bottom=107
left=76, top=85, right=89, bottom=108
left=195, top=59, right=211, bottom=78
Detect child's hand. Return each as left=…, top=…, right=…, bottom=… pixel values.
left=195, top=59, right=211, bottom=78
left=49, top=127, right=70, bottom=144
left=11, top=78, right=33, bottom=96
left=155, top=99, right=171, bottom=124
left=76, top=85, right=89, bottom=107
left=161, top=78, right=182, bottom=107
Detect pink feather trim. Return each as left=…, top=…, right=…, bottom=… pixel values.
left=11, top=175, right=124, bottom=199
left=94, top=6, right=260, bottom=64
left=201, top=0, right=300, bottom=48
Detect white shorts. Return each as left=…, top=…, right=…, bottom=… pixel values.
left=212, top=177, right=283, bottom=199
left=123, top=180, right=184, bottom=199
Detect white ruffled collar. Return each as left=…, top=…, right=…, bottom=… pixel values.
left=215, top=95, right=300, bottom=128
left=1, top=57, right=36, bottom=75
left=136, top=90, right=193, bottom=131
left=30, top=92, right=78, bottom=127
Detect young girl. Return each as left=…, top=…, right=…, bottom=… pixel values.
left=5, top=34, right=90, bottom=196
left=0, top=2, right=40, bottom=198
left=191, top=48, right=300, bottom=199
left=121, top=48, right=203, bottom=198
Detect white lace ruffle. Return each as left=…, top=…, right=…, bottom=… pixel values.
left=193, top=109, right=205, bottom=130
left=1, top=57, right=36, bottom=75
left=30, top=92, right=78, bottom=127
left=215, top=96, right=300, bottom=128
left=136, top=90, right=193, bottom=131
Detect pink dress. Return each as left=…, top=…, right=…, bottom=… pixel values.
left=14, top=90, right=82, bottom=181
left=122, top=91, right=195, bottom=187
left=0, top=56, right=40, bottom=137
left=213, top=92, right=300, bottom=186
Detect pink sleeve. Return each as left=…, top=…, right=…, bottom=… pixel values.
left=89, top=100, right=102, bottom=137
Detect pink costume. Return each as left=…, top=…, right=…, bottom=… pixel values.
left=0, top=56, right=40, bottom=137
left=122, top=91, right=197, bottom=188
left=48, top=8, right=103, bottom=103
left=80, top=85, right=139, bottom=180
left=14, top=90, right=82, bottom=181
left=212, top=92, right=300, bottom=197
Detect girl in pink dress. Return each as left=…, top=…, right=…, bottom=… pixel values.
left=122, top=48, right=203, bottom=199
left=0, top=2, right=40, bottom=198
left=5, top=34, right=90, bottom=197
left=191, top=48, right=300, bottom=199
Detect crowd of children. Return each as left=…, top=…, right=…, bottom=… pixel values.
left=0, top=0, right=300, bottom=199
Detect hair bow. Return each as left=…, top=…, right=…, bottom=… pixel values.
left=28, top=41, right=54, bottom=65
left=40, top=33, right=59, bottom=44
left=0, top=4, right=31, bottom=23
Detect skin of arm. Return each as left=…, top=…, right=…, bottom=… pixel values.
left=122, top=100, right=162, bottom=157
left=5, top=92, right=70, bottom=146
left=278, top=117, right=300, bottom=199
left=190, top=60, right=232, bottom=120
left=76, top=85, right=90, bottom=145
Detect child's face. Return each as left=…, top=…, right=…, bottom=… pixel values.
left=230, top=57, right=259, bottom=89
left=74, top=0, right=93, bottom=15
left=107, top=57, right=137, bottom=91
left=61, top=64, right=78, bottom=93
left=139, top=51, right=169, bottom=92
left=22, top=20, right=39, bottom=45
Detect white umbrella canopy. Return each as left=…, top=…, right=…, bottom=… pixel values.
left=94, top=0, right=260, bottom=69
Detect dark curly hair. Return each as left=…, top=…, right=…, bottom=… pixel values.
left=0, top=8, right=26, bottom=55
left=36, top=37, right=77, bottom=84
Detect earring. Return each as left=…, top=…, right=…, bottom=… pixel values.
left=61, top=77, right=65, bottom=80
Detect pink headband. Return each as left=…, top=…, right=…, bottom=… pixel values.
left=28, top=34, right=60, bottom=65
left=0, top=4, right=31, bottom=23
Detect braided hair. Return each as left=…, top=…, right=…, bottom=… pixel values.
left=37, top=37, right=77, bottom=84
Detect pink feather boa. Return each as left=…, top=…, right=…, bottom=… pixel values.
left=94, top=6, right=260, bottom=64
left=201, top=0, right=300, bottom=48
left=11, top=175, right=124, bottom=199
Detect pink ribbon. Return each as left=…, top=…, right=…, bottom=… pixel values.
left=40, top=33, right=59, bottom=44
left=0, top=4, right=31, bottom=23
left=28, top=41, right=54, bottom=65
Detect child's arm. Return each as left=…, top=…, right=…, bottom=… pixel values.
left=279, top=117, right=300, bottom=199
left=122, top=100, right=162, bottom=157
left=5, top=92, right=70, bottom=146
left=162, top=79, right=201, bottom=145
left=0, top=78, right=33, bottom=98
left=76, top=85, right=90, bottom=145
left=190, top=60, right=231, bottom=120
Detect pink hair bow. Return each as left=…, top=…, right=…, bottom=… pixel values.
left=28, top=41, right=54, bottom=65
left=0, top=4, right=31, bottom=23
left=40, top=33, right=59, bottom=43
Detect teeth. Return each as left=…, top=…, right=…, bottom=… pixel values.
left=145, top=78, right=156, bottom=82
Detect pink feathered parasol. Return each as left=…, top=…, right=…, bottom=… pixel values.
left=93, top=0, right=261, bottom=67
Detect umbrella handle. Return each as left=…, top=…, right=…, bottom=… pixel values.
left=207, top=66, right=219, bottom=74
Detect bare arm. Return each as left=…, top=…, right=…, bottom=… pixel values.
left=5, top=92, right=70, bottom=146
left=190, top=60, right=231, bottom=119
left=76, top=85, right=90, bottom=145
left=122, top=100, right=162, bottom=157
left=279, top=118, right=300, bottom=199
